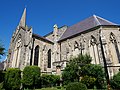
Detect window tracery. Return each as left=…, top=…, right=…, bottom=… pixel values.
left=110, top=32, right=117, bottom=43
left=109, top=32, right=120, bottom=63
left=74, top=41, right=79, bottom=50
left=90, top=35, right=97, bottom=46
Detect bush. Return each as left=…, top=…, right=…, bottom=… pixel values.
left=40, top=87, right=58, bottom=90
left=0, top=82, right=4, bottom=90
left=110, top=72, right=120, bottom=89
left=4, top=68, right=21, bottom=90
left=41, top=74, right=60, bottom=87
left=81, top=64, right=105, bottom=89
left=22, top=66, right=41, bottom=89
left=66, top=82, right=87, bottom=90
left=0, top=70, right=5, bottom=83
left=81, top=75, right=96, bottom=89
left=56, top=86, right=61, bottom=89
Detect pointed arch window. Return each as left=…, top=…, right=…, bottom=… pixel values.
left=79, top=38, right=85, bottom=55
left=48, top=49, right=51, bottom=68
left=110, top=32, right=120, bottom=63
left=110, top=32, right=116, bottom=43
left=90, top=35, right=97, bottom=46
left=14, top=34, right=22, bottom=68
left=74, top=41, right=79, bottom=50
left=90, top=35, right=97, bottom=64
left=34, top=45, right=39, bottom=66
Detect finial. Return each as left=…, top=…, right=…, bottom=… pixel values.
left=53, top=24, right=58, bottom=28
left=93, top=14, right=97, bottom=17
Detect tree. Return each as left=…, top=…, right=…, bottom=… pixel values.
left=0, top=43, right=5, bottom=58
left=62, top=54, right=92, bottom=85
left=110, top=72, right=120, bottom=89
left=81, top=64, right=105, bottom=89
left=62, top=54, right=105, bottom=89
left=22, top=66, right=41, bottom=89
left=4, top=68, right=21, bottom=90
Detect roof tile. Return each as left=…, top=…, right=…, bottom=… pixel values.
left=59, top=15, right=117, bottom=41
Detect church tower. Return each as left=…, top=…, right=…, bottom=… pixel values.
left=7, top=8, right=33, bottom=70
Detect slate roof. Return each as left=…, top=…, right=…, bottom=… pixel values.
left=58, top=15, right=117, bottom=42
left=32, top=33, right=54, bottom=44
left=43, top=25, right=68, bottom=37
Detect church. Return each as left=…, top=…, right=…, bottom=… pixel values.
left=6, top=8, right=120, bottom=77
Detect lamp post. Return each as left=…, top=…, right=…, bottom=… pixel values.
left=99, top=31, right=110, bottom=90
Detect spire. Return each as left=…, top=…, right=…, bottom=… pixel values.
left=19, top=8, right=26, bottom=27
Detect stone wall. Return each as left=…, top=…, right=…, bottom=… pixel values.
left=33, top=38, right=53, bottom=73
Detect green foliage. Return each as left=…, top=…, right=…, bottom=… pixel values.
left=0, top=70, right=5, bottom=83
left=62, top=54, right=92, bottom=85
left=39, top=88, right=58, bottom=90
left=81, top=75, right=96, bottom=88
left=0, top=82, right=4, bottom=90
left=62, top=54, right=105, bottom=89
left=110, top=71, right=120, bottom=89
left=62, top=61, right=78, bottom=85
left=0, top=71, right=5, bottom=90
left=41, top=74, right=60, bottom=88
left=4, top=68, right=21, bottom=90
left=36, top=87, right=66, bottom=90
left=76, top=54, right=92, bottom=64
left=38, top=87, right=65, bottom=90
left=56, top=86, right=61, bottom=89
left=0, top=42, right=5, bottom=58
left=22, top=66, right=41, bottom=89
left=81, top=64, right=105, bottom=89
left=66, top=82, right=87, bottom=90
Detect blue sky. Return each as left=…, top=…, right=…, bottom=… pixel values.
left=0, top=0, right=120, bottom=61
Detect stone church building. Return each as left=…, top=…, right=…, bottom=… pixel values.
left=6, top=8, right=120, bottom=77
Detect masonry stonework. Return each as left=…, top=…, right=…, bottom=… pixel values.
left=6, top=8, right=120, bottom=77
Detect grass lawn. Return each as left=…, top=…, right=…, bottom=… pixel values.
left=36, top=87, right=65, bottom=90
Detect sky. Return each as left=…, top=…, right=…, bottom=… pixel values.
left=0, top=0, right=120, bottom=61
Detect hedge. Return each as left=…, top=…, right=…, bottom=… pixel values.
left=22, top=66, right=41, bottom=89
left=66, top=82, right=87, bottom=90
left=41, top=74, right=60, bottom=87
left=4, top=68, right=21, bottom=90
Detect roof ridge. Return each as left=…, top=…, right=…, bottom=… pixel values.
left=96, top=15, right=117, bottom=25
left=32, top=33, right=54, bottom=44
left=93, top=15, right=101, bottom=25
